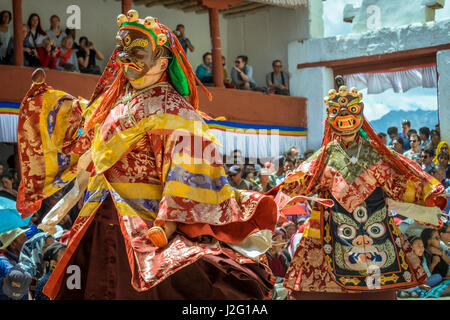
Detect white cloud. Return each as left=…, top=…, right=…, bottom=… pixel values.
left=361, top=87, right=437, bottom=121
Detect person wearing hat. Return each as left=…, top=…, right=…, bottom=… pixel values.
left=227, top=165, right=251, bottom=190
left=0, top=264, right=31, bottom=300
left=0, top=228, right=28, bottom=266
left=255, top=168, right=276, bottom=193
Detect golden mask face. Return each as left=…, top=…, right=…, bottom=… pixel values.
left=115, top=28, right=154, bottom=81
left=326, top=88, right=364, bottom=136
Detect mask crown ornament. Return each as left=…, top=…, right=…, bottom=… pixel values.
left=117, top=14, right=127, bottom=27
left=144, top=16, right=156, bottom=29
left=324, top=85, right=364, bottom=136
left=127, top=9, right=139, bottom=22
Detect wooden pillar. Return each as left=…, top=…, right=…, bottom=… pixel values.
left=208, top=7, right=223, bottom=87
left=12, top=0, right=23, bottom=66
left=122, top=0, right=132, bottom=14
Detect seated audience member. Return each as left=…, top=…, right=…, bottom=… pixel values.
left=255, top=168, right=276, bottom=193
left=64, top=28, right=80, bottom=51
left=36, top=37, right=58, bottom=69
left=294, top=156, right=304, bottom=168
left=77, top=36, right=104, bottom=74
left=56, top=36, right=79, bottom=72
left=437, top=150, right=450, bottom=180
left=397, top=236, right=444, bottom=298
left=304, top=149, right=315, bottom=160
left=227, top=165, right=251, bottom=190
left=1, top=264, right=31, bottom=300
left=26, top=13, right=46, bottom=48
left=284, top=146, right=299, bottom=162
left=421, top=228, right=450, bottom=279
left=266, top=60, right=289, bottom=95
left=46, top=15, right=66, bottom=47
left=0, top=10, right=12, bottom=64
left=266, top=228, right=290, bottom=300
left=430, top=130, right=441, bottom=154
left=231, top=55, right=256, bottom=90
left=174, top=24, right=194, bottom=55
left=430, top=165, right=449, bottom=188
left=391, top=136, right=403, bottom=154
left=387, top=126, right=400, bottom=146
left=403, top=133, right=421, bottom=159
left=419, top=127, right=431, bottom=151
left=377, top=132, right=388, bottom=145
left=34, top=242, right=66, bottom=300
left=0, top=173, right=17, bottom=200
left=5, top=24, right=40, bottom=67
left=276, top=159, right=294, bottom=185
left=433, top=141, right=449, bottom=165
left=400, top=120, right=411, bottom=151
left=195, top=52, right=213, bottom=85
left=439, top=222, right=450, bottom=259
left=421, top=148, right=435, bottom=174
left=269, top=156, right=285, bottom=187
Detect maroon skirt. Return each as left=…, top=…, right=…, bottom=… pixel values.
left=54, top=195, right=273, bottom=300
left=290, top=291, right=396, bottom=300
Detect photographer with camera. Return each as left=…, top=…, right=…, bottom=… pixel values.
left=174, top=24, right=194, bottom=55
left=77, top=36, right=104, bottom=75
left=36, top=37, right=58, bottom=69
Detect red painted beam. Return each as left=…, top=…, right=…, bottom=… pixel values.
left=208, top=7, right=224, bottom=87
left=12, top=0, right=23, bottom=66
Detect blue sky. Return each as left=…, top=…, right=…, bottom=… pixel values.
left=322, top=0, right=449, bottom=121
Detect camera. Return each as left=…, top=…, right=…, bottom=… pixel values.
left=50, top=45, right=56, bottom=51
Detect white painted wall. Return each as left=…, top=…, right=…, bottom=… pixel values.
left=437, top=50, right=450, bottom=144
left=226, top=5, right=310, bottom=87
left=3, top=0, right=228, bottom=74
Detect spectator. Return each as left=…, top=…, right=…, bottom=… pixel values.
left=231, top=55, right=256, bottom=90
left=377, top=132, right=388, bottom=145
left=0, top=228, right=28, bottom=267
left=266, top=59, right=289, bottom=95
left=243, top=164, right=260, bottom=190
left=46, top=15, right=66, bottom=46
left=266, top=228, right=290, bottom=300
left=5, top=24, right=39, bottom=66
left=387, top=126, right=400, bottom=146
left=438, top=222, right=450, bottom=259
left=0, top=163, right=3, bottom=175
left=276, top=159, right=294, bottom=185
left=284, top=146, right=299, bottom=162
left=36, top=37, right=58, bottom=69
left=294, top=156, right=304, bottom=168
left=0, top=10, right=12, bottom=63
left=174, top=24, right=194, bottom=55
left=304, top=149, right=315, bottom=160
left=411, top=153, right=421, bottom=165
left=56, top=36, right=79, bottom=72
left=419, top=127, right=431, bottom=151
left=437, top=150, right=450, bottom=180
left=77, top=36, right=104, bottom=74
left=26, top=13, right=46, bottom=48
left=430, top=130, right=440, bottom=154
left=421, top=148, right=435, bottom=173
left=0, top=173, right=17, bottom=200
left=227, top=165, right=251, bottom=190
left=64, top=28, right=79, bottom=50
left=195, top=52, right=213, bottom=85
left=255, top=168, right=276, bottom=193
left=392, top=136, right=403, bottom=154
left=433, top=141, right=449, bottom=165
left=397, top=236, right=443, bottom=298
left=421, top=228, right=450, bottom=278
left=1, top=264, right=31, bottom=300
left=403, top=133, right=420, bottom=160
left=435, top=123, right=440, bottom=134
left=34, top=242, right=66, bottom=300
left=269, top=156, right=285, bottom=187
left=401, top=120, right=411, bottom=151
left=430, top=165, right=449, bottom=188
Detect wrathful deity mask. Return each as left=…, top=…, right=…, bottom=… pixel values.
left=324, top=85, right=364, bottom=136
left=115, top=10, right=171, bottom=81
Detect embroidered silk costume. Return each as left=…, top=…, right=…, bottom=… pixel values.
left=16, top=11, right=277, bottom=299
left=273, top=83, right=446, bottom=297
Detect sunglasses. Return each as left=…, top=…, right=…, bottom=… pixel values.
left=274, top=65, right=282, bottom=68
left=235, top=61, right=241, bottom=64
left=421, top=155, right=429, bottom=158
left=410, top=140, right=418, bottom=143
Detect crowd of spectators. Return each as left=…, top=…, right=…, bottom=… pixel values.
left=0, top=11, right=104, bottom=74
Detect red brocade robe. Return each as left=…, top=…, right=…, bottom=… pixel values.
left=275, top=137, right=446, bottom=295
left=16, top=81, right=277, bottom=299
